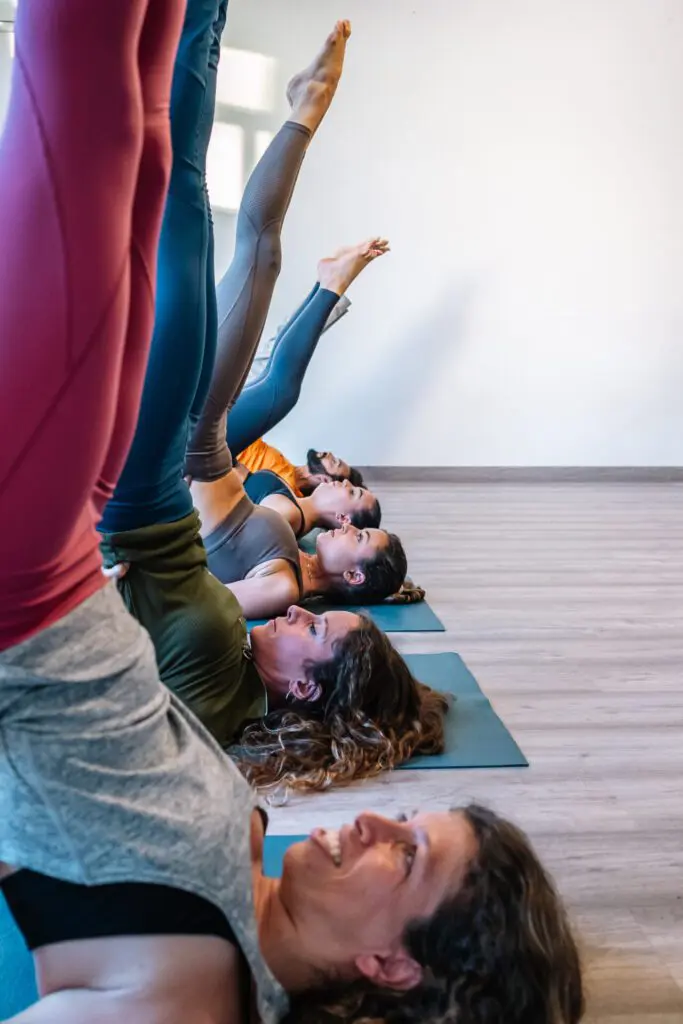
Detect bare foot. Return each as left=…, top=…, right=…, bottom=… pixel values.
left=287, top=20, right=351, bottom=133
left=317, top=237, right=390, bottom=295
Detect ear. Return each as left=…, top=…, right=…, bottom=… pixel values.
left=355, top=952, right=423, bottom=991
left=342, top=568, right=366, bottom=587
left=287, top=678, right=323, bottom=704
left=335, top=512, right=351, bottom=524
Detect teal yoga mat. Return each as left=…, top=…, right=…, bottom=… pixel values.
left=399, top=653, right=527, bottom=769
left=298, top=527, right=322, bottom=554
left=247, top=598, right=445, bottom=634
left=1, top=894, right=37, bottom=1018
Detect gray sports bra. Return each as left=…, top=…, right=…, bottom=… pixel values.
left=204, top=494, right=302, bottom=591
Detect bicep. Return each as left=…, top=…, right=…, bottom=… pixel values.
left=260, top=493, right=301, bottom=533
left=225, top=563, right=300, bottom=620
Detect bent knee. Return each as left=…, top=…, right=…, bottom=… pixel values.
left=256, top=231, right=283, bottom=279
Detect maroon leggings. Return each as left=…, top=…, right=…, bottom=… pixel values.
left=0, top=0, right=185, bottom=649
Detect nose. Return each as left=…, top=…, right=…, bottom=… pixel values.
left=354, top=812, right=414, bottom=847
left=286, top=605, right=313, bottom=626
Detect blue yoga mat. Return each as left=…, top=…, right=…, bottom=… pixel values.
left=399, top=652, right=527, bottom=770
left=1, top=894, right=38, bottom=1018
left=248, top=598, right=445, bottom=634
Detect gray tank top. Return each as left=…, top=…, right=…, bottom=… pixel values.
left=0, top=583, right=288, bottom=1023
left=205, top=494, right=302, bottom=590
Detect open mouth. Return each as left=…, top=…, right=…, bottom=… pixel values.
left=310, top=828, right=342, bottom=866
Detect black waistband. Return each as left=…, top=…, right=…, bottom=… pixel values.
left=1, top=869, right=237, bottom=951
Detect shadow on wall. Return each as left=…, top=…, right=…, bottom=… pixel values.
left=316, top=281, right=475, bottom=462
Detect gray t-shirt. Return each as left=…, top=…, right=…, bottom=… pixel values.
left=0, top=583, right=287, bottom=1023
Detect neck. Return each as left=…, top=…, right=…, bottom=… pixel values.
left=296, top=495, right=317, bottom=534
left=253, top=875, right=320, bottom=993
left=299, top=552, right=329, bottom=597
left=294, top=465, right=311, bottom=493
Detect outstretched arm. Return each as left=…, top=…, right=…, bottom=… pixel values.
left=228, top=238, right=390, bottom=455
left=226, top=563, right=300, bottom=620
left=227, top=285, right=344, bottom=454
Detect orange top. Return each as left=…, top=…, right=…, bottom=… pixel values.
left=237, top=438, right=303, bottom=497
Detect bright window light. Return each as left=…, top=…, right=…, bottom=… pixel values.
left=207, top=123, right=244, bottom=212
left=216, top=48, right=276, bottom=112
left=254, top=130, right=274, bottom=167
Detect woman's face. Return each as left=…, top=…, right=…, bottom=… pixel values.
left=279, top=810, right=477, bottom=980
left=250, top=605, right=361, bottom=701
left=313, top=480, right=377, bottom=525
left=316, top=523, right=387, bottom=580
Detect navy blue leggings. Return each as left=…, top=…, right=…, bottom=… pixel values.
left=100, top=0, right=228, bottom=532
left=226, top=283, right=343, bottom=455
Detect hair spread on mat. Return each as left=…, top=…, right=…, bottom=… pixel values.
left=231, top=615, right=448, bottom=792
left=281, top=804, right=585, bottom=1024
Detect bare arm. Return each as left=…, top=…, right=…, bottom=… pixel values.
left=260, top=493, right=310, bottom=535
left=225, top=561, right=301, bottom=620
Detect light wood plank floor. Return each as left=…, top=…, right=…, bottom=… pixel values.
left=268, top=482, right=683, bottom=1022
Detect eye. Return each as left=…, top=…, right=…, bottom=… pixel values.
left=400, top=843, right=417, bottom=877
left=308, top=622, right=318, bottom=636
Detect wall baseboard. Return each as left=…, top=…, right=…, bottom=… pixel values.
left=356, top=467, right=683, bottom=484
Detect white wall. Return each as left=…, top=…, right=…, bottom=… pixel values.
left=0, top=4, right=14, bottom=131
left=2, top=2, right=681, bottom=466
left=215, top=0, right=683, bottom=466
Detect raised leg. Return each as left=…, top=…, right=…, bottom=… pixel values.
left=100, top=0, right=230, bottom=534
left=0, top=0, right=181, bottom=648
left=185, top=20, right=352, bottom=482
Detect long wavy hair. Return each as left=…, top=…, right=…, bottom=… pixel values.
left=282, top=804, right=584, bottom=1024
left=230, top=616, right=448, bottom=793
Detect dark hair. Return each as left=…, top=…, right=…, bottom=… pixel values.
left=231, top=615, right=447, bottom=792
left=283, top=804, right=585, bottom=1024
left=348, top=493, right=382, bottom=530
left=327, top=531, right=409, bottom=604
left=306, top=448, right=365, bottom=489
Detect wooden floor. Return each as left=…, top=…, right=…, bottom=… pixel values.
left=269, top=481, right=683, bottom=1023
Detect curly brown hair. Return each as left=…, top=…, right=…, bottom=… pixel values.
left=282, top=804, right=584, bottom=1024
left=229, top=615, right=448, bottom=793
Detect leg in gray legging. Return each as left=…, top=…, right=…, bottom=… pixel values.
left=184, top=18, right=351, bottom=481
left=184, top=119, right=311, bottom=481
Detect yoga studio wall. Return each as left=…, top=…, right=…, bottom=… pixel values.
left=206, top=0, right=683, bottom=468
left=0, top=2, right=14, bottom=130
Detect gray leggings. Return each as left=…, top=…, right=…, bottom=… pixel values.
left=184, top=120, right=311, bottom=481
